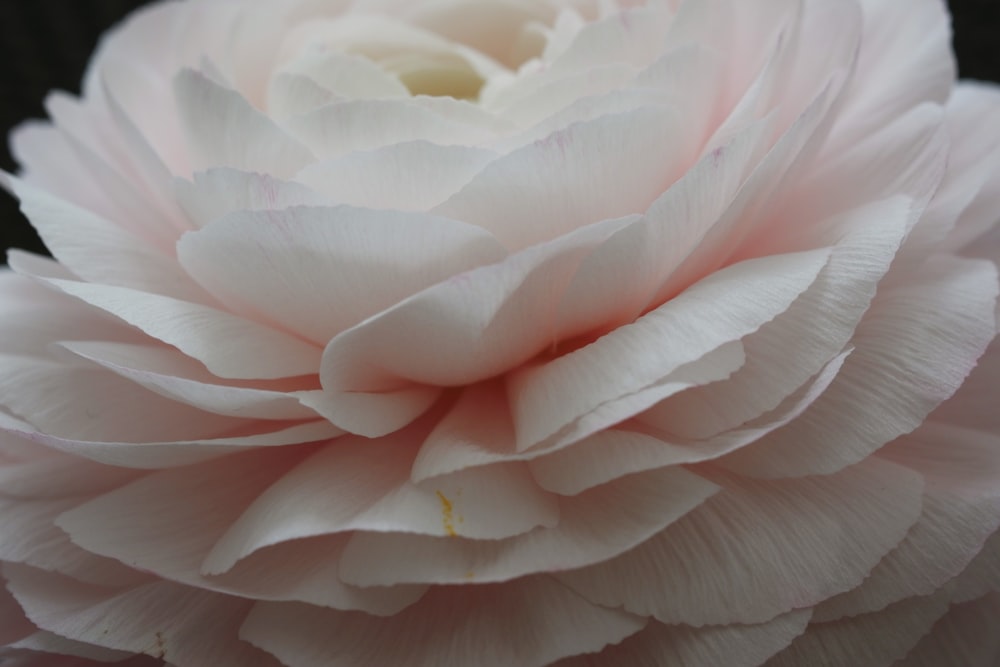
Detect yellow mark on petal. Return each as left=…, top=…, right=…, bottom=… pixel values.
left=464, top=571, right=475, bottom=580
left=436, top=490, right=458, bottom=537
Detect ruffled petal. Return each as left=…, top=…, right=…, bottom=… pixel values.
left=240, top=576, right=646, bottom=667
left=558, top=457, right=923, bottom=626
left=337, top=465, right=717, bottom=586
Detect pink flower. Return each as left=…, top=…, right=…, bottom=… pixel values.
left=2, top=0, right=1000, bottom=664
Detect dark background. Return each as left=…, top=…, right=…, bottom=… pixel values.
left=1, top=0, right=998, bottom=264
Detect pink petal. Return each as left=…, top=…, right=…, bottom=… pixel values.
left=557, top=457, right=923, bottom=625
left=177, top=205, right=506, bottom=345
left=240, top=576, right=646, bottom=667
left=283, top=98, right=499, bottom=160
left=294, top=141, right=497, bottom=211
left=0, top=411, right=340, bottom=469
left=764, top=591, right=951, bottom=667
left=554, top=610, right=810, bottom=667
left=774, top=104, right=947, bottom=256
left=269, top=51, right=408, bottom=112
left=204, top=534, right=427, bottom=617
left=834, top=0, right=954, bottom=144
left=2, top=177, right=207, bottom=303
left=653, top=197, right=915, bottom=440
left=338, top=465, right=717, bottom=586
left=173, top=69, right=313, bottom=178
left=813, top=421, right=1000, bottom=620
left=433, top=107, right=688, bottom=250
left=409, top=0, right=553, bottom=68
left=59, top=341, right=319, bottom=421
left=952, top=529, right=1000, bottom=604
left=174, top=168, right=328, bottom=230
left=9, top=631, right=132, bottom=663
left=0, top=355, right=244, bottom=444
left=54, top=448, right=419, bottom=615
left=507, top=247, right=829, bottom=451
left=941, top=83, right=1000, bottom=252
left=0, top=581, right=36, bottom=645
left=896, top=594, right=1000, bottom=666
left=3, top=565, right=281, bottom=667
left=0, top=495, right=147, bottom=588
left=203, top=430, right=559, bottom=575
left=721, top=255, right=998, bottom=477
left=32, top=277, right=322, bottom=380
left=0, top=269, right=142, bottom=359
left=310, top=215, right=636, bottom=436
left=0, top=446, right=135, bottom=499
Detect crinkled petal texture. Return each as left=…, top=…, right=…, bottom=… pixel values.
left=2, top=0, right=1000, bottom=665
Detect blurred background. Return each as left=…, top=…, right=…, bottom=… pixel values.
left=1, top=0, right=999, bottom=264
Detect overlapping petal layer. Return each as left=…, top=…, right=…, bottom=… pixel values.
left=2, top=0, right=1000, bottom=665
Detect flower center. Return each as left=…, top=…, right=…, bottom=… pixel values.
left=380, top=52, right=485, bottom=100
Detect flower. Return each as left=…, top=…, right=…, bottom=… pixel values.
left=2, top=0, right=1000, bottom=664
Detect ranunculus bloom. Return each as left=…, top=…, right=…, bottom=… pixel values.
left=2, top=0, right=1000, bottom=664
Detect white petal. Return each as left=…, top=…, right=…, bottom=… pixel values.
left=834, top=0, right=954, bottom=144
left=812, top=422, right=1000, bottom=620
left=555, top=611, right=810, bottom=667
left=3, top=176, right=208, bottom=304
left=203, top=432, right=559, bottom=575
left=269, top=50, right=407, bottom=112
left=177, top=205, right=506, bottom=345
left=55, top=448, right=417, bottom=616
left=173, top=69, right=313, bottom=177
left=174, top=168, right=328, bottom=229
left=558, top=457, right=923, bottom=625
left=59, top=341, right=319, bottom=421
left=433, top=107, right=686, bottom=250
left=507, top=247, right=829, bottom=451
left=896, top=594, right=1000, bottom=667
left=941, top=83, right=1000, bottom=252
left=294, top=141, right=497, bottom=211
left=765, top=591, right=951, bottom=667
left=283, top=98, right=498, bottom=160
left=310, top=216, right=635, bottom=436
left=0, top=268, right=140, bottom=359
left=0, top=411, right=340, bottom=469
left=35, top=278, right=322, bottom=380
left=338, top=465, right=717, bottom=586
left=0, top=355, right=242, bottom=444
left=0, top=495, right=147, bottom=588
left=240, top=576, right=646, bottom=667
left=720, top=256, right=999, bottom=477
left=0, top=582, right=34, bottom=645
left=3, top=565, right=280, bottom=667
left=650, top=197, right=915, bottom=439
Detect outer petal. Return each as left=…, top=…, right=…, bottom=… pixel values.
left=55, top=448, right=421, bottom=616
left=177, top=205, right=507, bottom=345
left=553, top=610, right=811, bottom=667
left=3, top=565, right=281, bottom=667
left=433, top=106, right=687, bottom=250
left=557, top=457, right=923, bottom=626
left=28, top=277, right=323, bottom=380
left=3, top=177, right=209, bottom=304
left=764, top=591, right=952, bottom=667
left=813, top=421, right=1000, bottom=621
left=896, top=594, right=1000, bottom=667
left=506, top=247, right=828, bottom=451
left=337, top=465, right=717, bottom=586
left=293, top=141, right=498, bottom=211
left=240, top=576, right=646, bottom=667
left=720, top=256, right=999, bottom=477
left=59, top=342, right=320, bottom=421
left=173, top=69, right=313, bottom=178
left=201, top=431, right=560, bottom=575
